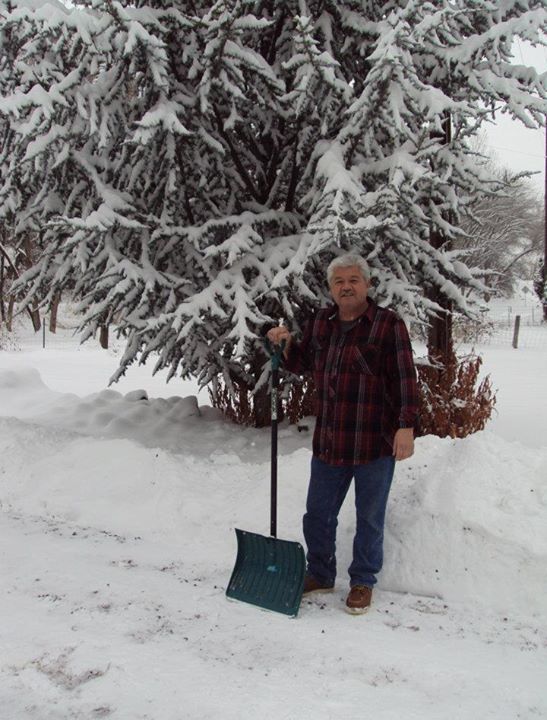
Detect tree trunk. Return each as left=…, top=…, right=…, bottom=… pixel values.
left=6, top=295, right=15, bottom=332
left=29, top=307, right=41, bottom=332
left=427, top=112, right=454, bottom=364
left=427, top=305, right=453, bottom=365
left=49, top=293, right=61, bottom=333
left=427, top=229, right=453, bottom=364
left=20, top=234, right=42, bottom=332
left=99, top=325, right=109, bottom=349
left=0, top=230, right=43, bottom=331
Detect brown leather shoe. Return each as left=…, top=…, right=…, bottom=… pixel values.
left=345, top=585, right=372, bottom=614
left=303, top=574, right=335, bottom=595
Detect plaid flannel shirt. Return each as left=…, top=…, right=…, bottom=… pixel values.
left=284, top=299, right=418, bottom=466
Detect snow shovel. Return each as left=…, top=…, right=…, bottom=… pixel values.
left=226, top=341, right=306, bottom=617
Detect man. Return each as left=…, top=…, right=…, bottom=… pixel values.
left=267, top=253, right=418, bottom=614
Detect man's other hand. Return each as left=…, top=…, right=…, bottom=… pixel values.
left=393, top=428, right=414, bottom=461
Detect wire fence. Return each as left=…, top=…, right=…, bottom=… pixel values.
left=482, top=326, right=546, bottom=350
left=1, top=317, right=116, bottom=353
left=463, top=311, right=547, bottom=350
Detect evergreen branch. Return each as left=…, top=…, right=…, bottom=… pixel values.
left=284, top=120, right=301, bottom=213
left=212, top=104, right=260, bottom=202
left=0, top=238, right=18, bottom=278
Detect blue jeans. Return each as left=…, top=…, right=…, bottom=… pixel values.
left=303, top=455, right=396, bottom=588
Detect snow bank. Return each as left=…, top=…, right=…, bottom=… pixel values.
left=382, top=433, right=547, bottom=615
left=0, top=365, right=221, bottom=450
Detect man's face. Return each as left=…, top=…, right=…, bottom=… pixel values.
left=329, top=265, right=370, bottom=313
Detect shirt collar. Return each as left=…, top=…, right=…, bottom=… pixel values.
left=327, top=297, right=377, bottom=323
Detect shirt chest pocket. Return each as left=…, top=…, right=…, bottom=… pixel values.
left=312, top=337, right=328, bottom=372
left=353, top=343, right=382, bottom=376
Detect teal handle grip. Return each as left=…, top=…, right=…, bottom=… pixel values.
left=263, top=338, right=286, bottom=370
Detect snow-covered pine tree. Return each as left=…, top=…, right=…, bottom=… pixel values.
left=0, top=0, right=62, bottom=331
left=1, top=0, right=546, bottom=423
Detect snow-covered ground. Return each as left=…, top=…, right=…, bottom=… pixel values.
left=0, top=307, right=546, bottom=720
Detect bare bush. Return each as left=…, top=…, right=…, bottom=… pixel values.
left=416, top=352, right=496, bottom=438
left=209, top=374, right=316, bottom=427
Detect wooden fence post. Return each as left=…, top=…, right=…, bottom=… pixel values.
left=512, top=315, right=521, bottom=349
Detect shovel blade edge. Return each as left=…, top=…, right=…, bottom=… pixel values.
left=226, top=528, right=306, bottom=617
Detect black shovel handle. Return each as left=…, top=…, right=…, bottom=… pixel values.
left=271, top=362, right=279, bottom=538
left=263, top=339, right=285, bottom=538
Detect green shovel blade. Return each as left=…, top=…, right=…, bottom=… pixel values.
left=226, top=529, right=306, bottom=617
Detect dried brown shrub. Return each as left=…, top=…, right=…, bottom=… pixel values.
left=417, top=351, right=496, bottom=438
left=209, top=376, right=316, bottom=427
left=208, top=380, right=256, bottom=426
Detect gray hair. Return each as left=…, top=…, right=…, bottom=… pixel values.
left=327, top=253, right=370, bottom=284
